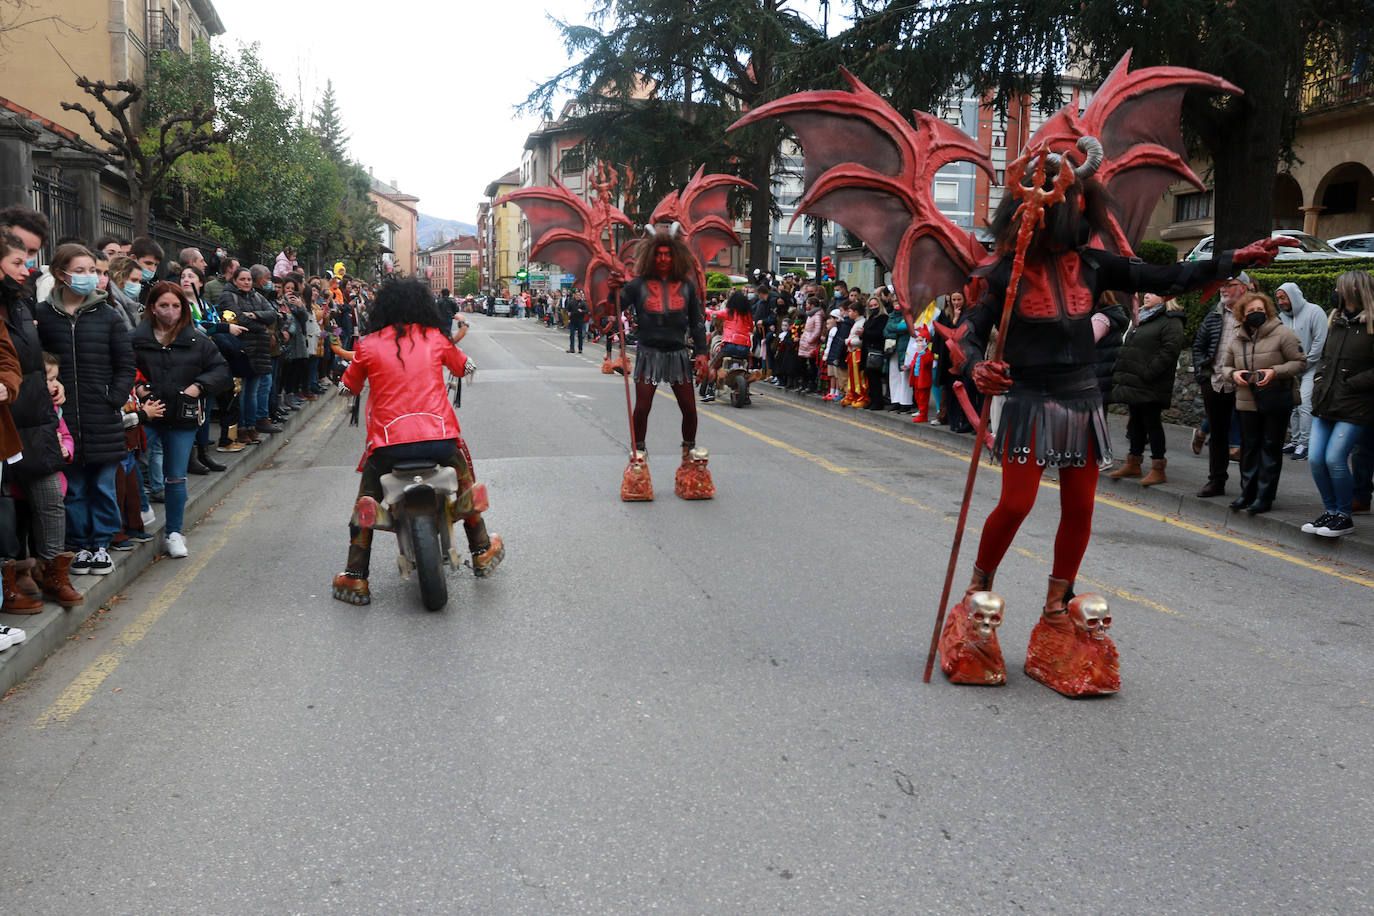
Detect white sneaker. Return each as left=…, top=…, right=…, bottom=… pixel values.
left=141, top=508, right=156, bottom=527
left=164, top=531, right=188, bottom=558
left=88, top=547, right=114, bottom=575
left=0, top=625, right=27, bottom=647
left=0, top=631, right=12, bottom=651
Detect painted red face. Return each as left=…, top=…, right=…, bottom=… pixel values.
left=654, top=245, right=672, bottom=278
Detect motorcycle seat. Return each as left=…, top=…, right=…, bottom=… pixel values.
left=391, top=460, right=439, bottom=472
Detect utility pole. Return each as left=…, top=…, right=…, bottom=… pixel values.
left=812, top=0, right=830, bottom=286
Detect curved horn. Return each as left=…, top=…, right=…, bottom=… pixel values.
left=1074, top=136, right=1104, bottom=180
left=669, top=220, right=683, bottom=238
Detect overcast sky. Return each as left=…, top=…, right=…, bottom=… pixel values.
left=216, top=0, right=834, bottom=224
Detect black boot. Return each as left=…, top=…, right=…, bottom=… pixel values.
left=186, top=448, right=209, bottom=475
left=197, top=444, right=226, bottom=472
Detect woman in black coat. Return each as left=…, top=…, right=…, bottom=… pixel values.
left=1109, top=293, right=1186, bottom=486
left=35, top=244, right=136, bottom=575
left=860, top=296, right=889, bottom=409
left=218, top=266, right=277, bottom=442
left=133, top=282, right=229, bottom=558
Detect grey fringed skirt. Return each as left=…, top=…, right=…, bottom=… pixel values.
left=992, top=368, right=1113, bottom=468
left=633, top=344, right=693, bottom=385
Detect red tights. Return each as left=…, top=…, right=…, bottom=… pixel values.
left=632, top=381, right=697, bottom=449
left=974, top=458, right=1099, bottom=583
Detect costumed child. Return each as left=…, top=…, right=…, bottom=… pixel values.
left=907, top=324, right=935, bottom=423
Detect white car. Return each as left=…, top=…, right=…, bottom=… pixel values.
left=491, top=297, right=512, bottom=316
left=1326, top=233, right=1374, bottom=257
left=1185, top=230, right=1350, bottom=261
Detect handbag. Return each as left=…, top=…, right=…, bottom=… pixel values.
left=175, top=392, right=206, bottom=427
left=1251, top=377, right=1294, bottom=413
left=865, top=349, right=886, bottom=372
left=0, top=462, right=20, bottom=558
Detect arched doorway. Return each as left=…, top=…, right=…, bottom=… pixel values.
left=1313, top=162, right=1374, bottom=239
left=1273, top=173, right=1303, bottom=230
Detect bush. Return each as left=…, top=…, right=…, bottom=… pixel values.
left=1179, top=259, right=1369, bottom=344
left=705, top=271, right=732, bottom=291
left=1136, top=239, right=1179, bottom=266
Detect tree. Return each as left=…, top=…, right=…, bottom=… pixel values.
left=457, top=266, right=480, bottom=296
left=526, top=0, right=825, bottom=270
left=0, top=0, right=81, bottom=55
left=57, top=44, right=230, bottom=238
left=837, top=0, right=1373, bottom=250
left=312, top=79, right=350, bottom=162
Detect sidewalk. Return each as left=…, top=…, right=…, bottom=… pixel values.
left=0, top=394, right=342, bottom=696
left=761, top=384, right=1374, bottom=572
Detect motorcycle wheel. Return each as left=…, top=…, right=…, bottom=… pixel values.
left=734, top=373, right=749, bottom=407
left=409, top=514, right=448, bottom=612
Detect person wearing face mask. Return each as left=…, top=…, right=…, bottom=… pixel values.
left=35, top=244, right=137, bottom=576
left=611, top=227, right=712, bottom=500
left=1216, top=291, right=1306, bottom=514
left=105, top=255, right=144, bottom=331
left=178, top=265, right=227, bottom=473
left=1191, top=272, right=1253, bottom=497
left=1275, top=281, right=1327, bottom=460
left=129, top=236, right=164, bottom=304
left=131, top=283, right=229, bottom=558
left=219, top=266, right=277, bottom=442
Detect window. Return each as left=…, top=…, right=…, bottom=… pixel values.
left=1173, top=190, right=1214, bottom=222
left=934, top=181, right=960, bottom=204
left=560, top=147, right=585, bottom=175
left=991, top=132, right=1006, bottom=149
left=993, top=170, right=1005, bottom=187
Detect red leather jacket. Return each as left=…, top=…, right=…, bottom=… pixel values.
left=341, top=325, right=467, bottom=465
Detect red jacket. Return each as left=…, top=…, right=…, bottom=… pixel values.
left=722, top=310, right=753, bottom=347
left=341, top=326, right=467, bottom=465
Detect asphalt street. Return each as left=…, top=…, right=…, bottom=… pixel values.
left=0, top=313, right=1370, bottom=915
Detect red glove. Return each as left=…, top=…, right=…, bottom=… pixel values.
left=971, top=360, right=1012, bottom=395
left=606, top=271, right=625, bottom=293
left=1233, top=236, right=1299, bottom=267
left=693, top=353, right=710, bottom=382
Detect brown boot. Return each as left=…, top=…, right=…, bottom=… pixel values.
left=1139, top=457, right=1167, bottom=487
left=12, top=557, right=40, bottom=598
left=331, top=574, right=371, bottom=605
left=1108, top=453, right=1142, bottom=480
left=472, top=535, right=505, bottom=578
left=3, top=560, right=45, bottom=614
left=34, top=553, right=83, bottom=608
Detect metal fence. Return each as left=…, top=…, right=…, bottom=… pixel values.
left=31, top=168, right=81, bottom=262
left=1300, top=74, right=1374, bottom=113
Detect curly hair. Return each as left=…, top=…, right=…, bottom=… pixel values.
left=989, top=176, right=1116, bottom=260
left=630, top=227, right=694, bottom=282
left=366, top=277, right=444, bottom=366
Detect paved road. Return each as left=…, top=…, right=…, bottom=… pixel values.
left=1, top=313, right=1369, bottom=914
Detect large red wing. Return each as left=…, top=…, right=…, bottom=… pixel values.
left=1030, top=51, right=1241, bottom=254
left=730, top=68, right=993, bottom=314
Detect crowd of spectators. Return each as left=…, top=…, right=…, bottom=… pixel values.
left=0, top=204, right=372, bottom=641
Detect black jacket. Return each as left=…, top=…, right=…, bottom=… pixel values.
left=219, top=286, right=276, bottom=376
left=131, top=322, right=231, bottom=429
left=621, top=276, right=706, bottom=354
left=1311, top=309, right=1374, bottom=426
left=1092, top=302, right=1129, bottom=402
left=1110, top=307, right=1186, bottom=406
left=0, top=285, right=63, bottom=478
left=861, top=309, right=889, bottom=355
left=36, top=290, right=136, bottom=465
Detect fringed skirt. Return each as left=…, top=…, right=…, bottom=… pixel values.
left=633, top=344, right=693, bottom=385
left=992, top=369, right=1112, bottom=468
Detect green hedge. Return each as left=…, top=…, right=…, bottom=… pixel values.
left=705, top=271, right=733, bottom=291
left=1179, top=258, right=1370, bottom=343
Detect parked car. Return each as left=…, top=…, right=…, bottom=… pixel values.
left=492, top=297, right=511, bottom=316
left=1185, top=230, right=1350, bottom=262
left=1326, top=233, right=1374, bottom=257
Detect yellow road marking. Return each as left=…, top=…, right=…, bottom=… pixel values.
left=32, top=493, right=264, bottom=728
left=741, top=391, right=1374, bottom=589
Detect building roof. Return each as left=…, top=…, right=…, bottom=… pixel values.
left=190, top=0, right=226, bottom=35
left=484, top=169, right=521, bottom=198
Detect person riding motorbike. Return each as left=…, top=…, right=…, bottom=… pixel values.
left=331, top=278, right=503, bottom=605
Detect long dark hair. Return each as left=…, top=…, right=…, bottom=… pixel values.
left=630, top=227, right=694, bottom=281
left=988, top=177, right=1115, bottom=260
left=366, top=278, right=443, bottom=365
left=725, top=290, right=751, bottom=316
left=143, top=280, right=193, bottom=338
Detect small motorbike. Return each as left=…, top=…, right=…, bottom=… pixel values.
left=355, top=463, right=489, bottom=612
left=720, top=355, right=751, bottom=407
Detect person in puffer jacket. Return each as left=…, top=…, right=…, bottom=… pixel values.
left=1276, top=281, right=1328, bottom=459
left=35, top=244, right=136, bottom=577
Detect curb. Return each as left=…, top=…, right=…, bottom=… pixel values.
left=0, top=394, right=340, bottom=696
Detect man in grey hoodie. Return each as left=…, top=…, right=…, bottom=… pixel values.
left=1276, top=281, right=1327, bottom=460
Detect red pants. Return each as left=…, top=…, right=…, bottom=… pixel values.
left=974, top=457, right=1099, bottom=583
left=845, top=350, right=868, bottom=402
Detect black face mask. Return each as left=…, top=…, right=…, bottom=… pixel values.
left=1244, top=311, right=1266, bottom=330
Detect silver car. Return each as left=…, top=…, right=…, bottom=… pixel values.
left=1185, top=230, right=1350, bottom=261
left=1326, top=233, right=1374, bottom=258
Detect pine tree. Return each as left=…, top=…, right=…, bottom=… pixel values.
left=312, top=79, right=350, bottom=162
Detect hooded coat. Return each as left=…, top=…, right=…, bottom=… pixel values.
left=219, top=285, right=277, bottom=376
left=1277, top=281, right=1328, bottom=374
left=1310, top=307, right=1374, bottom=426
left=35, top=287, right=136, bottom=465
left=1110, top=304, right=1185, bottom=406
left=131, top=322, right=231, bottom=430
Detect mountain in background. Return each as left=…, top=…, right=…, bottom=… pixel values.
left=418, top=212, right=478, bottom=247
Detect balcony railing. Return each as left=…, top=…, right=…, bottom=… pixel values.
left=1299, top=73, right=1374, bottom=113
left=148, top=9, right=181, bottom=54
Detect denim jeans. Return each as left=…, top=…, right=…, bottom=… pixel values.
left=256, top=362, right=275, bottom=419
left=144, top=425, right=196, bottom=533
left=1308, top=417, right=1364, bottom=516
left=64, top=461, right=121, bottom=549
left=240, top=374, right=263, bottom=427
left=569, top=320, right=584, bottom=351
left=145, top=433, right=164, bottom=495
left=1352, top=424, right=1374, bottom=504
left=1288, top=368, right=1316, bottom=449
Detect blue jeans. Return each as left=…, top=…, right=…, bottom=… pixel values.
left=64, top=461, right=121, bottom=549
left=1308, top=417, right=1363, bottom=516
left=145, top=434, right=164, bottom=495
left=240, top=374, right=263, bottom=427
left=144, top=425, right=196, bottom=533
left=256, top=362, right=275, bottom=419
left=1353, top=424, right=1374, bottom=505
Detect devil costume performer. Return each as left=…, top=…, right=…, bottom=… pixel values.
left=732, top=51, right=1292, bottom=696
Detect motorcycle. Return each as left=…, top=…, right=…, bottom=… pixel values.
left=353, top=460, right=490, bottom=612
left=720, top=354, right=751, bottom=407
